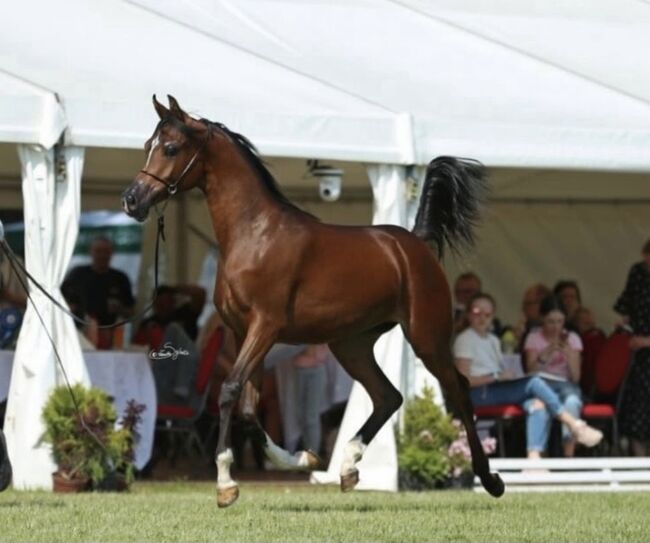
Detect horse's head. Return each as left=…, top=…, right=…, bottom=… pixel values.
left=122, top=95, right=208, bottom=222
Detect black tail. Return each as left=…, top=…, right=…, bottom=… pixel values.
left=412, top=156, right=488, bottom=259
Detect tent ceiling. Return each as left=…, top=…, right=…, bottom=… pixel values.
left=2, top=1, right=650, bottom=169
left=129, top=0, right=650, bottom=170
left=0, top=0, right=403, bottom=162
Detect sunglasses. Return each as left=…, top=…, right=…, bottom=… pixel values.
left=470, top=307, right=493, bottom=317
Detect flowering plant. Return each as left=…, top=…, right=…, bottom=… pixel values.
left=397, top=386, right=497, bottom=489
left=447, top=420, right=497, bottom=478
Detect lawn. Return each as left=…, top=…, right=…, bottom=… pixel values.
left=1, top=482, right=649, bottom=542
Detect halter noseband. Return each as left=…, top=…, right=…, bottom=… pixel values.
left=139, top=135, right=209, bottom=195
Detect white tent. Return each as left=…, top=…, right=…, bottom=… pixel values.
left=2, top=0, right=650, bottom=490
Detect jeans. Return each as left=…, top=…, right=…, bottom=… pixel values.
left=470, top=376, right=565, bottom=453
left=544, top=379, right=583, bottom=442
left=295, top=365, right=326, bottom=453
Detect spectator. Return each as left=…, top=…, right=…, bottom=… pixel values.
left=133, top=285, right=206, bottom=348
left=524, top=295, right=584, bottom=457
left=454, top=292, right=602, bottom=459
left=452, top=272, right=504, bottom=335
left=0, top=250, right=26, bottom=349
left=553, top=280, right=582, bottom=332
left=0, top=250, right=26, bottom=311
left=61, top=283, right=98, bottom=350
left=292, top=344, right=329, bottom=454
left=574, top=307, right=607, bottom=398
left=513, top=283, right=551, bottom=351
left=614, top=239, right=650, bottom=457
left=452, top=272, right=482, bottom=333
left=62, top=236, right=134, bottom=348
left=133, top=284, right=206, bottom=405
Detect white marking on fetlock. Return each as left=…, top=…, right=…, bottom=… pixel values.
left=216, top=448, right=237, bottom=489
left=262, top=432, right=314, bottom=470
left=340, top=437, right=366, bottom=477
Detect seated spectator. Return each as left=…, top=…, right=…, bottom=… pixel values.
left=553, top=280, right=582, bottom=332
left=524, top=295, right=585, bottom=457
left=61, top=283, right=98, bottom=350
left=513, top=283, right=551, bottom=352
left=0, top=250, right=26, bottom=349
left=62, top=236, right=135, bottom=348
left=133, top=284, right=206, bottom=406
left=453, top=272, right=503, bottom=335
left=452, top=272, right=482, bottom=334
left=454, top=292, right=603, bottom=459
left=133, top=285, right=206, bottom=348
left=574, top=307, right=607, bottom=398
left=0, top=250, right=26, bottom=312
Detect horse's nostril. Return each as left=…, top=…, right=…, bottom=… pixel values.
left=126, top=193, right=136, bottom=207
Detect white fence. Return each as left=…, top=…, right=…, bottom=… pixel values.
left=475, top=457, right=650, bottom=492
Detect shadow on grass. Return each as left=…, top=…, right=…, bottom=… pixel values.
left=261, top=500, right=497, bottom=514
left=0, top=499, right=67, bottom=509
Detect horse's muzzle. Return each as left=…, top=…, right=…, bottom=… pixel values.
left=121, top=183, right=151, bottom=222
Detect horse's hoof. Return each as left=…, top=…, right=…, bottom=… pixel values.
left=340, top=469, right=359, bottom=492
left=482, top=473, right=505, bottom=498
left=217, top=485, right=240, bottom=508
left=302, top=449, right=323, bottom=471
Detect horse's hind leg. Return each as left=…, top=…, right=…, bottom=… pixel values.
left=239, top=366, right=321, bottom=471
left=328, top=330, right=403, bottom=492
left=407, top=319, right=504, bottom=498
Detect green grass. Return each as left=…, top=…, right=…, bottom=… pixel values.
left=1, top=482, right=649, bottom=542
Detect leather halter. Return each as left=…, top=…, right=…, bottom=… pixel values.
left=139, top=135, right=208, bottom=195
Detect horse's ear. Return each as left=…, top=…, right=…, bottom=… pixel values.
left=153, top=95, right=168, bottom=119
left=167, top=95, right=187, bottom=122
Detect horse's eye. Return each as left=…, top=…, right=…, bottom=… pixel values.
left=164, top=144, right=179, bottom=157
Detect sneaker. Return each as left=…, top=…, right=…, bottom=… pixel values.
left=0, top=429, right=12, bottom=492
left=571, top=420, right=603, bottom=447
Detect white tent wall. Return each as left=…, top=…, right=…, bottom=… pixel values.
left=4, top=144, right=89, bottom=490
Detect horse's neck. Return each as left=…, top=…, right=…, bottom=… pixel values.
left=202, top=152, right=281, bottom=255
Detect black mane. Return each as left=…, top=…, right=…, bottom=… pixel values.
left=196, top=118, right=315, bottom=218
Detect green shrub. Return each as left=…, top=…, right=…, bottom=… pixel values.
left=396, top=386, right=469, bottom=488
left=42, top=384, right=138, bottom=486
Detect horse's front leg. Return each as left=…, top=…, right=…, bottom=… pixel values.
left=215, top=320, right=276, bottom=508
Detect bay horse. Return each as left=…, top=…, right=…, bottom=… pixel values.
left=122, top=96, right=504, bottom=507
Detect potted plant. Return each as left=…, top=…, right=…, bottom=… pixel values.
left=97, top=399, right=146, bottom=492
left=397, top=386, right=496, bottom=490
left=41, top=384, right=141, bottom=492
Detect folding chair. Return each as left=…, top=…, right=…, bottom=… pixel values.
left=581, top=330, right=633, bottom=454
left=155, top=326, right=224, bottom=460
left=474, top=404, right=525, bottom=458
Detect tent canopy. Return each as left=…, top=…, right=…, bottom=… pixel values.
left=2, top=0, right=650, bottom=169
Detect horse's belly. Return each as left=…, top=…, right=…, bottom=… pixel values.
left=279, top=289, right=398, bottom=343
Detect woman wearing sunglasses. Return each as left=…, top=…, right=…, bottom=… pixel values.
left=454, top=292, right=602, bottom=458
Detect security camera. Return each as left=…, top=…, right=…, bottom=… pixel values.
left=307, top=161, right=343, bottom=202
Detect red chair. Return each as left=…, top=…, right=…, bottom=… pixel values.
left=581, top=330, right=633, bottom=453
left=579, top=328, right=607, bottom=398
left=155, top=326, right=224, bottom=460
left=474, top=404, right=525, bottom=457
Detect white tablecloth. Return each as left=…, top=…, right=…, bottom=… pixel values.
left=273, top=349, right=353, bottom=452
left=0, top=350, right=156, bottom=469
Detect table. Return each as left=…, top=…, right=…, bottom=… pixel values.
left=0, top=350, right=156, bottom=469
